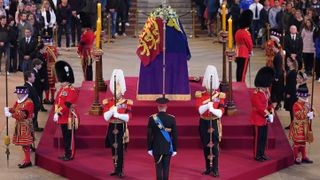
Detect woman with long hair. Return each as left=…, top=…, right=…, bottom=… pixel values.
left=15, top=3, right=24, bottom=24
left=301, top=18, right=315, bottom=76
left=41, top=0, right=56, bottom=39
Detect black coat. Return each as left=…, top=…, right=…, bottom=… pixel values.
left=8, top=25, right=18, bottom=48
left=284, top=34, right=303, bottom=61
left=32, top=68, right=44, bottom=97
left=24, top=82, right=40, bottom=112
left=271, top=52, right=284, bottom=102
left=35, top=52, right=49, bottom=91
left=147, top=112, right=177, bottom=155
left=18, top=36, right=38, bottom=61
left=284, top=69, right=297, bottom=111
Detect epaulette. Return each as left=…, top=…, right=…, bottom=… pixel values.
left=195, top=91, right=202, bottom=98
left=126, top=99, right=133, bottom=105
left=150, top=113, right=157, bottom=118
left=167, top=113, right=175, bottom=118
left=219, top=92, right=226, bottom=99
left=102, top=99, right=109, bottom=105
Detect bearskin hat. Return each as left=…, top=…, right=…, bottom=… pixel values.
left=239, top=10, right=253, bottom=29
left=254, top=66, right=275, bottom=88
left=79, top=12, right=92, bottom=28
left=54, top=60, right=75, bottom=83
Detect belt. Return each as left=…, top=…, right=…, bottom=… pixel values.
left=200, top=116, right=219, bottom=121
left=110, top=119, right=125, bottom=124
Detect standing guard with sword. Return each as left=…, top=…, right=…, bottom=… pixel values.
left=103, top=69, right=132, bottom=178
left=53, top=60, right=79, bottom=161
left=195, top=65, right=225, bottom=177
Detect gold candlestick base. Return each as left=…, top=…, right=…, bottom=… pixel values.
left=89, top=103, right=103, bottom=116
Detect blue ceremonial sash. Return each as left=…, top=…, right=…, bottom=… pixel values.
left=153, top=115, right=173, bottom=154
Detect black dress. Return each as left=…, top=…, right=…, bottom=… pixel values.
left=284, top=69, right=297, bottom=111
left=271, top=52, right=284, bottom=103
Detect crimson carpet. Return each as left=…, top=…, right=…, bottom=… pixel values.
left=36, top=77, right=294, bottom=180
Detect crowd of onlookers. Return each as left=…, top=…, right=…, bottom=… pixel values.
left=0, top=0, right=131, bottom=75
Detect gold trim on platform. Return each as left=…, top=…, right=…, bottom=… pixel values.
left=136, top=94, right=191, bottom=101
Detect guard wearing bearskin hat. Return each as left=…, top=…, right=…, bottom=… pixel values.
left=53, top=60, right=79, bottom=161
left=289, top=86, right=314, bottom=164
left=251, top=66, right=275, bottom=162
left=77, top=12, right=95, bottom=81
left=235, top=10, right=253, bottom=82
left=147, top=96, right=177, bottom=180
left=4, top=86, right=34, bottom=168
left=103, top=69, right=133, bottom=178
left=195, top=65, right=225, bottom=177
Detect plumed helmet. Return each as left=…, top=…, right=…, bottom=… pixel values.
left=202, top=65, right=220, bottom=90
left=239, top=10, right=253, bottom=29
left=54, top=60, right=75, bottom=83
left=109, top=69, right=126, bottom=95
left=254, top=66, right=275, bottom=88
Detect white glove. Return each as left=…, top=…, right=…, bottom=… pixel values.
left=198, top=104, right=209, bottom=115
left=268, top=114, right=274, bottom=123
left=112, top=106, right=118, bottom=114
left=307, top=112, right=314, bottom=120
left=148, top=150, right=153, bottom=156
left=4, top=107, right=9, bottom=114
left=53, top=113, right=59, bottom=122
left=207, top=102, right=213, bottom=109
left=209, top=108, right=223, bottom=118
left=5, top=111, right=12, bottom=118
left=172, top=151, right=177, bottom=157
left=116, top=114, right=129, bottom=122
left=103, top=111, right=113, bottom=121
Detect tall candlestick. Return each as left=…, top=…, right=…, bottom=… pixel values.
left=228, top=17, right=233, bottom=49
left=222, top=4, right=226, bottom=31
left=96, top=19, right=101, bottom=49
left=97, top=3, right=101, bottom=20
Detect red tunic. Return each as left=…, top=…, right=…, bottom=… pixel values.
left=103, top=98, right=133, bottom=122
left=289, top=101, right=311, bottom=142
left=44, top=45, right=58, bottom=87
left=77, top=29, right=95, bottom=59
left=9, top=98, right=34, bottom=146
left=251, top=88, right=273, bottom=126
left=195, top=91, right=226, bottom=119
left=54, top=84, right=79, bottom=124
left=235, top=28, right=253, bottom=59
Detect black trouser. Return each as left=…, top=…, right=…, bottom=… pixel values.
left=154, top=154, right=171, bottom=180
left=71, top=16, right=82, bottom=45
left=116, top=11, right=126, bottom=35
left=32, top=110, right=39, bottom=129
left=199, top=119, right=219, bottom=173
left=303, top=53, right=314, bottom=75
left=10, top=46, right=17, bottom=72
left=254, top=125, right=268, bottom=158
left=236, top=57, right=249, bottom=82
left=61, top=124, right=72, bottom=158
left=106, top=123, right=125, bottom=173
left=316, top=57, right=320, bottom=79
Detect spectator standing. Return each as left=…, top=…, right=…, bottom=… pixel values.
left=240, top=0, right=254, bottom=12
left=82, top=0, right=97, bottom=30
left=230, top=0, right=241, bottom=39
left=27, top=13, right=41, bottom=38
left=18, top=28, right=38, bottom=72
left=8, top=17, right=18, bottom=72
left=56, top=0, right=72, bottom=49
left=194, top=0, right=207, bottom=30
left=249, top=0, right=263, bottom=46
left=260, top=0, right=270, bottom=48
left=15, top=3, right=24, bottom=24
left=116, top=0, right=128, bottom=36
left=282, top=2, right=294, bottom=34
left=41, top=0, right=56, bottom=40
left=297, top=0, right=310, bottom=15
left=69, top=0, right=85, bottom=46
left=301, top=19, right=315, bottom=76
left=0, top=0, right=7, bottom=17
left=106, top=0, right=119, bottom=38
left=289, top=9, right=304, bottom=32
left=0, top=16, right=9, bottom=74
left=284, top=25, right=303, bottom=70
left=268, top=0, right=281, bottom=29
left=204, top=0, right=220, bottom=37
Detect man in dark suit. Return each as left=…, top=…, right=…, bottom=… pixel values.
left=284, top=25, right=303, bottom=70
left=18, top=28, right=38, bottom=72
left=147, top=97, right=177, bottom=180
left=32, top=58, right=47, bottom=112
left=24, top=71, right=43, bottom=132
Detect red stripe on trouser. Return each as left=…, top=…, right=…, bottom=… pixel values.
left=241, top=58, right=249, bottom=82
left=23, top=146, right=31, bottom=163
left=254, top=126, right=258, bottom=157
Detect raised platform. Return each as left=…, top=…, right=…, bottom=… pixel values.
left=36, top=77, right=294, bottom=180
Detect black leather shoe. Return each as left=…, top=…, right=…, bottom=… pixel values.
left=213, top=171, right=219, bottom=177
left=202, top=170, right=211, bottom=175
left=261, top=155, right=271, bottom=160
left=301, top=158, right=313, bottom=164
left=62, top=156, right=73, bottom=161
left=294, top=160, right=301, bottom=165
left=118, top=172, right=125, bottom=178
left=284, top=126, right=290, bottom=130
left=254, top=157, right=265, bottom=162
left=34, top=128, right=44, bottom=132
left=19, top=162, right=32, bottom=168
left=40, top=108, right=48, bottom=112
left=110, top=172, right=118, bottom=176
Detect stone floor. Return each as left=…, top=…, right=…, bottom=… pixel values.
left=0, top=35, right=319, bottom=179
